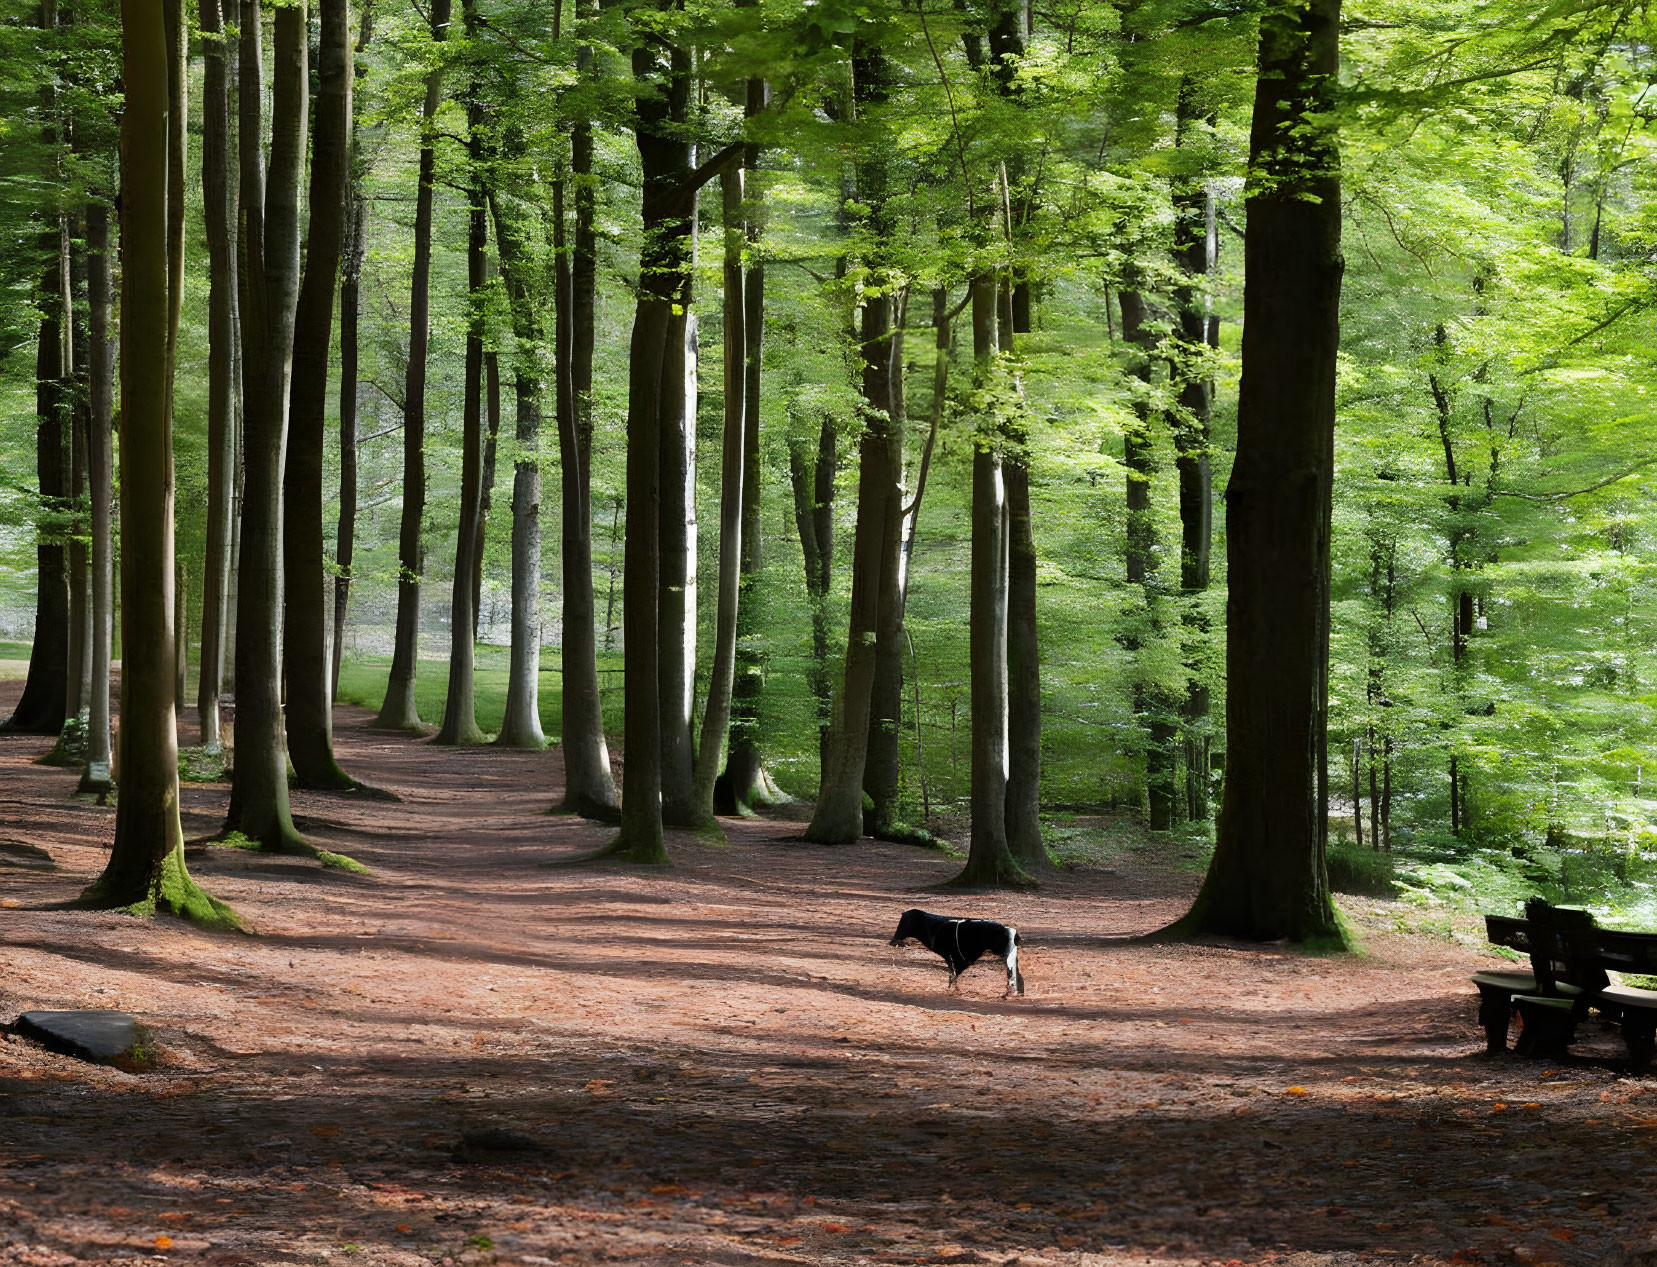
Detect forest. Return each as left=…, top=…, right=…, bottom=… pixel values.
left=4, top=0, right=1657, bottom=1257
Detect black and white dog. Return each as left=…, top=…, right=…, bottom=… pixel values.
left=889, top=908, right=1024, bottom=996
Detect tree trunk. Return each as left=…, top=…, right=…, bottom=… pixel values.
left=284, top=0, right=356, bottom=784
left=78, top=201, right=115, bottom=797
left=1003, top=280, right=1044, bottom=868
left=491, top=179, right=548, bottom=750
left=789, top=419, right=836, bottom=781
left=690, top=166, right=748, bottom=825
left=658, top=175, right=699, bottom=828
left=950, top=271, right=1029, bottom=889
left=1168, top=0, right=1345, bottom=944
left=84, top=0, right=226, bottom=924
left=865, top=291, right=909, bottom=841
left=556, top=47, right=620, bottom=812
left=1173, top=81, right=1216, bottom=822
left=606, top=31, right=694, bottom=863
left=373, top=0, right=451, bottom=731
left=65, top=227, right=91, bottom=727
left=472, top=350, right=501, bottom=641
left=331, top=2, right=372, bottom=702
left=197, top=0, right=237, bottom=752
left=6, top=255, right=70, bottom=736
left=435, top=31, right=489, bottom=749
left=225, top=0, right=311, bottom=854
left=722, top=73, right=775, bottom=811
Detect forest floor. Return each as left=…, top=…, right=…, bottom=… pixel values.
left=4, top=685, right=1657, bottom=1267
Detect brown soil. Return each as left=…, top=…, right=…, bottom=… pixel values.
left=3, top=684, right=1656, bottom=1267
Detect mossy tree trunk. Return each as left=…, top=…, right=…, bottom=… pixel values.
left=225, top=0, right=311, bottom=854
left=1165, top=0, right=1345, bottom=945
left=85, top=0, right=230, bottom=927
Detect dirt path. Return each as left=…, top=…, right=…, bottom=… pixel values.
left=4, top=687, right=1657, bottom=1267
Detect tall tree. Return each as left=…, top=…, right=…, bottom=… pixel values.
left=1168, top=0, right=1345, bottom=943
left=332, top=0, right=374, bottom=701
left=224, top=0, right=311, bottom=853
left=555, top=7, right=620, bottom=811
left=83, top=0, right=230, bottom=925
left=284, top=0, right=360, bottom=785
left=77, top=200, right=114, bottom=798
left=435, top=7, right=490, bottom=749
left=196, top=0, right=238, bottom=753
left=805, top=38, right=903, bottom=845
left=373, top=0, right=452, bottom=731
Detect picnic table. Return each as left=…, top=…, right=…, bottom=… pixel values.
left=1476, top=898, right=1657, bottom=1067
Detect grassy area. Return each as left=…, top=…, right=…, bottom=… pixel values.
left=333, top=643, right=627, bottom=743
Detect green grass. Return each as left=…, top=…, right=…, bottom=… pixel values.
left=333, top=643, right=627, bottom=742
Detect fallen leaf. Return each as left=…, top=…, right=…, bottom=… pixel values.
left=310, top=1124, right=341, bottom=1138
left=153, top=1236, right=173, bottom=1250
left=0, top=899, right=19, bottom=909
left=1285, top=1086, right=1310, bottom=1096
left=396, top=1226, right=412, bottom=1235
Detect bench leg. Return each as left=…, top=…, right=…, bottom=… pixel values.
left=1514, top=1001, right=1577, bottom=1059
left=1623, top=1015, right=1656, bottom=1072
left=1476, top=986, right=1515, bottom=1054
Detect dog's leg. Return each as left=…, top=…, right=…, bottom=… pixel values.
left=1005, top=929, right=1022, bottom=997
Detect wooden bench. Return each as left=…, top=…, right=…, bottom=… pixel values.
left=1477, top=901, right=1657, bottom=1068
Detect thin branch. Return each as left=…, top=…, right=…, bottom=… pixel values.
left=911, top=0, right=975, bottom=218
left=1493, top=456, right=1657, bottom=502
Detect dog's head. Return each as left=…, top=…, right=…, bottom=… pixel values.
left=889, top=908, right=926, bottom=946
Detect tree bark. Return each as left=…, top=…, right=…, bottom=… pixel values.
left=804, top=38, right=897, bottom=844
left=435, top=66, right=489, bottom=747
left=658, top=159, right=699, bottom=828
left=606, top=29, right=694, bottom=863
left=1168, top=0, right=1345, bottom=944
left=284, top=0, right=357, bottom=784
left=950, top=271, right=1029, bottom=888
left=196, top=0, right=237, bottom=752
left=65, top=225, right=91, bottom=727
left=556, top=36, right=620, bottom=812
left=84, top=0, right=226, bottom=924
left=722, top=73, right=777, bottom=812
left=1172, top=83, right=1216, bottom=822
left=331, top=0, right=373, bottom=702
left=789, top=419, right=836, bottom=781
left=373, top=0, right=451, bottom=731
left=225, top=0, right=311, bottom=853
left=690, top=166, right=748, bottom=825
left=79, top=200, right=114, bottom=797
left=489, top=178, right=548, bottom=750
left=7, top=254, right=70, bottom=736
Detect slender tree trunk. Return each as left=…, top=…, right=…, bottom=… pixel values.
left=85, top=0, right=226, bottom=924
left=197, top=0, right=237, bottom=751
left=331, top=1, right=372, bottom=702
left=435, top=67, right=489, bottom=747
left=789, top=419, right=836, bottom=781
left=374, top=0, right=451, bottom=731
left=65, top=228, right=91, bottom=726
left=804, top=39, right=897, bottom=844
left=865, top=290, right=909, bottom=840
left=226, top=0, right=311, bottom=853
left=284, top=0, right=357, bottom=784
left=7, top=256, right=70, bottom=736
left=607, top=31, right=694, bottom=863
left=1173, top=82, right=1216, bottom=822
left=79, top=201, right=114, bottom=797
left=951, top=271, right=1028, bottom=888
left=174, top=562, right=188, bottom=710
left=1003, top=280, right=1043, bottom=868
left=488, top=179, right=548, bottom=750
left=658, top=172, right=699, bottom=828
left=690, top=166, right=748, bottom=824
left=473, top=350, right=501, bottom=641
left=1168, top=0, right=1345, bottom=943
left=723, top=73, right=775, bottom=811
left=556, top=43, right=620, bottom=810
left=1120, top=284, right=1177, bottom=830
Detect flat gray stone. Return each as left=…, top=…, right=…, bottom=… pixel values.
left=14, top=1010, right=143, bottom=1064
